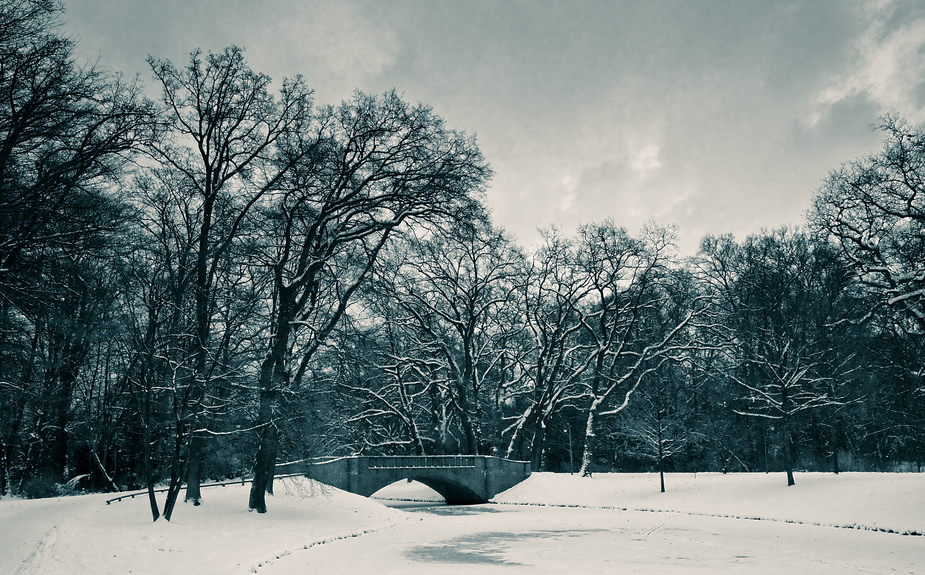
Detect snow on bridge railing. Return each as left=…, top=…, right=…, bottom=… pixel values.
left=366, top=455, right=477, bottom=469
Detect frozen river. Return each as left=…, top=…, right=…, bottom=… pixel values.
left=258, top=500, right=924, bottom=574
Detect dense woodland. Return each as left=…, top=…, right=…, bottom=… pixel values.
left=1, top=1, right=923, bottom=517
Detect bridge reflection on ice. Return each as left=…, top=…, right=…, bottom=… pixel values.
left=381, top=500, right=448, bottom=511
left=372, top=479, right=446, bottom=509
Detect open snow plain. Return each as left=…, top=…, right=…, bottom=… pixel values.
left=1, top=472, right=922, bottom=574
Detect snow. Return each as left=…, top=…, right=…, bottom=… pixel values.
left=494, top=472, right=925, bottom=535
left=1, top=472, right=922, bottom=574
left=0, top=478, right=404, bottom=574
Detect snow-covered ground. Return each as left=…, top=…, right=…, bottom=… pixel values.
left=495, top=472, right=925, bottom=535
left=0, top=479, right=404, bottom=574
left=1, top=472, right=922, bottom=574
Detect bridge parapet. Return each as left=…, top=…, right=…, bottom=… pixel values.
left=366, top=455, right=477, bottom=469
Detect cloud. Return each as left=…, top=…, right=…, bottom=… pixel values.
left=558, top=174, right=578, bottom=211
left=233, top=0, right=400, bottom=95
left=815, top=3, right=925, bottom=123
left=559, top=143, right=692, bottom=230
left=631, top=144, right=662, bottom=173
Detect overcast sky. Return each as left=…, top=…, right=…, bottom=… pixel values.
left=63, top=0, right=925, bottom=254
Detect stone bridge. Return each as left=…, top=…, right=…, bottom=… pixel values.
left=277, top=455, right=531, bottom=505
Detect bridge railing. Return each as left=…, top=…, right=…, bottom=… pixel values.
left=365, top=455, right=477, bottom=469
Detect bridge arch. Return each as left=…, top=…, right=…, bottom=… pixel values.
left=371, top=476, right=485, bottom=505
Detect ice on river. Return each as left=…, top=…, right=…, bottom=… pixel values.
left=1, top=472, right=923, bottom=574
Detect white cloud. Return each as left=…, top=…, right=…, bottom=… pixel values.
left=815, top=6, right=925, bottom=123
left=245, top=1, right=399, bottom=92
left=558, top=174, right=578, bottom=211
left=631, top=144, right=662, bottom=173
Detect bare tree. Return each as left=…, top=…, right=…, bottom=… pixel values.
left=618, top=366, right=692, bottom=492
left=358, top=221, right=523, bottom=454
left=145, top=45, right=312, bottom=518
left=247, top=90, right=489, bottom=513
left=572, top=222, right=705, bottom=476
left=697, top=229, right=855, bottom=485
left=813, top=116, right=925, bottom=395
left=508, top=229, right=589, bottom=470
left=0, top=0, right=151, bottom=494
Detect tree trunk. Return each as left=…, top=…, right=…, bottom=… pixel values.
left=45, top=360, right=79, bottom=481
left=578, top=401, right=599, bottom=477
left=185, top=435, right=203, bottom=505
left=249, top=424, right=278, bottom=513
left=657, top=407, right=665, bottom=492
left=249, top=360, right=281, bottom=513
left=579, top=432, right=596, bottom=478
left=142, top=420, right=159, bottom=522
left=530, top=416, right=546, bottom=472
left=453, top=369, right=479, bottom=455
left=249, top=288, right=291, bottom=513
left=784, top=429, right=796, bottom=487
left=161, top=423, right=188, bottom=521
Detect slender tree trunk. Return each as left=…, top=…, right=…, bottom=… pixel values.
left=182, top=193, right=215, bottom=507
left=45, top=359, right=79, bottom=481
left=0, top=439, right=7, bottom=497
left=530, top=416, right=546, bottom=472
left=579, top=404, right=598, bottom=477
left=784, top=428, right=796, bottom=487
left=142, top=419, right=159, bottom=521
left=162, top=421, right=188, bottom=521
left=136, top=309, right=161, bottom=521
left=657, top=406, right=666, bottom=492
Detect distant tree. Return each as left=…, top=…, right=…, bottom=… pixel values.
left=572, top=222, right=706, bottom=477
left=508, top=229, right=588, bottom=470
left=353, top=221, right=523, bottom=456
left=697, top=229, right=856, bottom=486
left=617, top=365, right=692, bottom=492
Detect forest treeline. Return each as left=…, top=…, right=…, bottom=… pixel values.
left=1, top=1, right=923, bottom=516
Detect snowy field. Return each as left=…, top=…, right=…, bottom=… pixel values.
left=1, top=472, right=922, bottom=574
